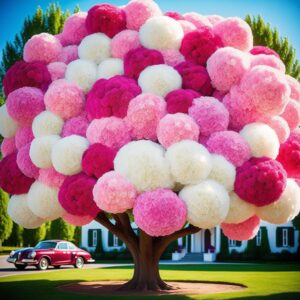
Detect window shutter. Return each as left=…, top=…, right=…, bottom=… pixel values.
left=288, top=228, right=294, bottom=247
left=276, top=227, right=283, bottom=247
left=88, top=229, right=93, bottom=247
left=236, top=241, right=242, bottom=247
left=108, top=231, right=114, bottom=247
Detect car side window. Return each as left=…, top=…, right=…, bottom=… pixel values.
left=68, top=243, right=76, bottom=250
left=57, top=243, right=68, bottom=250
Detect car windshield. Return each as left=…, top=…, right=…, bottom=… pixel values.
left=35, top=241, right=57, bottom=249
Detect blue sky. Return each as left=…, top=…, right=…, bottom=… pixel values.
left=0, top=0, right=299, bottom=60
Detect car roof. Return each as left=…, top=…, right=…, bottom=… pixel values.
left=40, top=240, right=68, bottom=243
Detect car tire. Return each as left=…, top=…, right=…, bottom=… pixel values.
left=37, top=257, right=49, bottom=271
left=74, top=257, right=84, bottom=269
left=14, top=264, right=26, bottom=270
left=54, top=265, right=61, bottom=269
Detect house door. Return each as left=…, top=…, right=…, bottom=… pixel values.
left=204, top=229, right=211, bottom=253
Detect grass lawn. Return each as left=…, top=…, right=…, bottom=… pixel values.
left=0, top=246, right=18, bottom=255
left=0, top=263, right=300, bottom=299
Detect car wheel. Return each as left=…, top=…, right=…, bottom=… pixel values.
left=37, top=257, right=49, bottom=270
left=14, top=264, right=26, bottom=270
left=54, top=265, right=61, bottom=269
left=74, top=257, right=84, bottom=269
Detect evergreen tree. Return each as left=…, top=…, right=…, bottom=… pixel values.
left=219, top=231, right=229, bottom=259
left=23, top=224, right=46, bottom=247
left=50, top=218, right=75, bottom=241
left=245, top=14, right=300, bottom=80
left=73, top=226, right=82, bottom=246
left=5, top=223, right=23, bottom=246
left=44, top=221, right=52, bottom=240
left=0, top=190, right=13, bottom=247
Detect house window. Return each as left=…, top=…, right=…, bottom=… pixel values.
left=282, top=228, right=288, bottom=247
left=229, top=240, right=236, bottom=247
left=92, top=230, right=97, bottom=247
left=113, top=235, right=119, bottom=247
left=256, top=229, right=262, bottom=246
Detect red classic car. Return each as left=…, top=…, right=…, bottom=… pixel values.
left=7, top=240, right=95, bottom=270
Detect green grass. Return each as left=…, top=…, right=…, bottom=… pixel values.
left=0, top=263, right=299, bottom=299
left=0, top=246, right=18, bottom=255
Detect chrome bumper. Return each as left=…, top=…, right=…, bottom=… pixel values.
left=7, top=257, right=37, bottom=264
left=7, top=257, right=16, bottom=263
left=21, top=259, right=37, bottom=263
left=87, top=258, right=95, bottom=263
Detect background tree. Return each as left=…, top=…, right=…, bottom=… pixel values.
left=50, top=218, right=75, bottom=241
left=245, top=14, right=300, bottom=80
left=23, top=224, right=47, bottom=247
left=0, top=189, right=13, bottom=247
left=5, top=223, right=23, bottom=246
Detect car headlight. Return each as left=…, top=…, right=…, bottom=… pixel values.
left=28, top=251, right=36, bottom=258
left=10, top=251, right=15, bottom=257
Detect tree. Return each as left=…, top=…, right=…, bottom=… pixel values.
left=245, top=14, right=300, bottom=80
left=0, top=190, right=13, bottom=247
left=50, top=218, right=75, bottom=241
left=5, top=223, right=23, bottom=246
left=23, top=224, right=46, bottom=247
left=73, top=226, right=82, bottom=246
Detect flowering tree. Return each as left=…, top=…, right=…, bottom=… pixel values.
left=1, top=0, right=300, bottom=292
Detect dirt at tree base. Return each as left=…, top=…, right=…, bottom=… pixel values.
left=58, top=280, right=246, bottom=296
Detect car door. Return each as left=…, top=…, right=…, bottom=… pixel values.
left=56, top=242, right=72, bottom=264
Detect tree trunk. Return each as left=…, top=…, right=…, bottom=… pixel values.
left=95, top=212, right=201, bottom=292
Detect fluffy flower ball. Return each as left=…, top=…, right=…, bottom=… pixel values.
left=240, top=122, right=280, bottom=159
left=0, top=153, right=34, bottom=194
left=28, top=181, right=63, bottom=220
left=157, top=113, right=199, bottom=148
left=221, top=216, right=260, bottom=241
left=160, top=49, right=185, bottom=67
left=78, top=33, right=111, bottom=64
left=17, top=144, right=39, bottom=179
left=206, top=130, right=251, bottom=167
left=180, top=28, right=223, bottom=66
left=114, top=140, right=173, bottom=192
left=178, top=20, right=197, bottom=34
left=179, top=179, right=230, bottom=229
left=124, top=47, right=164, bottom=80
left=51, top=135, right=89, bottom=175
left=82, top=143, right=116, bottom=178
left=138, top=64, right=182, bottom=97
left=24, top=33, right=62, bottom=63
left=97, top=58, right=124, bottom=79
left=175, top=62, right=213, bottom=95
left=212, top=17, right=253, bottom=51
left=166, top=140, right=212, bottom=185
left=61, top=12, right=88, bottom=45
left=47, top=62, right=66, bottom=81
left=224, top=191, right=255, bottom=224
left=256, top=179, right=300, bottom=224
left=59, top=173, right=100, bottom=216
left=280, top=99, right=300, bottom=130
left=3, top=60, right=51, bottom=97
left=32, top=111, right=64, bottom=138
left=86, top=117, right=131, bottom=150
left=139, top=16, right=184, bottom=50
left=86, top=75, right=141, bottom=120
left=15, top=127, right=34, bottom=150
left=240, top=66, right=290, bottom=115
left=208, top=154, right=236, bottom=191
left=44, top=79, right=85, bottom=120
left=286, top=75, right=300, bottom=102
left=207, top=47, right=251, bottom=92
left=234, top=157, right=287, bottom=207
left=8, top=194, right=44, bottom=229
left=183, top=12, right=212, bottom=28
left=277, top=133, right=300, bottom=179
left=30, top=135, right=60, bottom=168
left=61, top=115, right=89, bottom=137
left=85, top=4, right=126, bottom=38
left=189, top=97, right=229, bottom=136
left=93, top=171, right=137, bottom=213
left=0, top=104, right=18, bottom=138
left=6, top=87, right=45, bottom=126
left=111, top=30, right=140, bottom=59
left=262, top=116, right=290, bottom=143
left=1, top=137, right=16, bottom=157
left=165, top=89, right=199, bottom=114
left=39, top=167, right=66, bottom=188
left=58, top=45, right=79, bottom=64
left=65, top=59, right=97, bottom=93
left=250, top=54, right=285, bottom=72
left=250, top=46, right=280, bottom=57
left=124, top=0, right=162, bottom=30
left=63, top=212, right=94, bottom=226
left=133, top=188, right=187, bottom=237
left=126, top=93, right=166, bottom=140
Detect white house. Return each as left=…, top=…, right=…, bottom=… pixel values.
left=81, top=221, right=299, bottom=261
